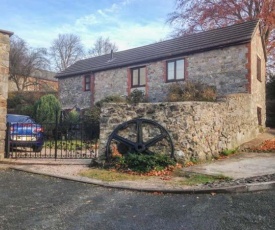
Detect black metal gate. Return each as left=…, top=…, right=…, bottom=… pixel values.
left=5, top=117, right=99, bottom=159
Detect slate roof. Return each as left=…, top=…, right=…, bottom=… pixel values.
left=56, top=20, right=259, bottom=78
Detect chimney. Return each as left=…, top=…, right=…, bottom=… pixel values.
left=110, top=49, right=113, bottom=60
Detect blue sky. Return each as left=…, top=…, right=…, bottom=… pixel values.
left=0, top=0, right=176, bottom=51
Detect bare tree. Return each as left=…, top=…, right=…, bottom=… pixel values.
left=88, top=36, right=118, bottom=57
left=50, top=34, right=84, bottom=72
left=167, top=0, right=275, bottom=71
left=9, top=36, right=49, bottom=91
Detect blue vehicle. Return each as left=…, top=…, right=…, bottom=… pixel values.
left=6, top=114, right=44, bottom=152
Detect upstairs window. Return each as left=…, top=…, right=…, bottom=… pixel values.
left=257, top=56, right=262, bottom=82
left=167, top=59, right=185, bottom=82
left=131, top=66, right=146, bottom=88
left=84, top=75, right=91, bottom=91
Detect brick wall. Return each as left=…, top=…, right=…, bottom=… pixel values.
left=0, top=29, right=13, bottom=159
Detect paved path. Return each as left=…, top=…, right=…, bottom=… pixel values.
left=183, top=152, right=275, bottom=179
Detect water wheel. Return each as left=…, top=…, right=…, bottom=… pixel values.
left=105, top=118, right=174, bottom=160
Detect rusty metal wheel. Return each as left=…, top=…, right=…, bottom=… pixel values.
left=106, top=118, right=174, bottom=160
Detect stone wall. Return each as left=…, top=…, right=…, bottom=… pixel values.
left=99, top=93, right=259, bottom=163
left=250, top=26, right=266, bottom=126
left=147, top=45, right=250, bottom=102
left=0, top=29, right=12, bottom=159
left=146, top=61, right=167, bottom=102
left=58, top=74, right=92, bottom=110
left=58, top=43, right=252, bottom=108
left=187, top=45, right=248, bottom=94
left=94, top=68, right=128, bottom=102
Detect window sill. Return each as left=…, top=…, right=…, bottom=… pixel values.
left=131, top=85, right=146, bottom=88
left=166, top=79, right=185, bottom=83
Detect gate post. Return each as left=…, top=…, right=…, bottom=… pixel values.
left=54, top=109, right=59, bottom=160
left=4, top=122, right=10, bottom=158
left=0, top=29, right=13, bottom=159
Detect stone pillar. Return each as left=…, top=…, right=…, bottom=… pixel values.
left=0, top=29, right=13, bottom=159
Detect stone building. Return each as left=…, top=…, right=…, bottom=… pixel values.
left=0, top=29, right=13, bottom=159
left=56, top=20, right=266, bottom=161
left=56, top=20, right=266, bottom=126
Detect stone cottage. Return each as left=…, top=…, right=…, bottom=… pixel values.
left=56, top=20, right=266, bottom=161
left=0, top=29, right=13, bottom=159
left=56, top=20, right=266, bottom=125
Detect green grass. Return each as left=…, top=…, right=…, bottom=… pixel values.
left=79, top=168, right=149, bottom=182
left=221, top=148, right=238, bottom=156
left=182, top=173, right=231, bottom=186
left=79, top=167, right=232, bottom=186
left=172, top=169, right=232, bottom=185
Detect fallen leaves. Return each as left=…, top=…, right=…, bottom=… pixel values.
left=160, top=176, right=172, bottom=181
left=250, top=139, right=275, bottom=152
left=184, top=162, right=195, bottom=167
left=214, top=155, right=229, bottom=160
left=111, top=145, right=122, bottom=158
left=116, top=163, right=183, bottom=177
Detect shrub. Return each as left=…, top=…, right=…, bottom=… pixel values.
left=63, top=110, right=80, bottom=124
left=7, top=93, right=22, bottom=109
left=82, top=107, right=101, bottom=139
left=20, top=105, right=35, bottom=117
left=167, top=81, right=216, bottom=102
left=7, top=91, right=58, bottom=116
left=117, top=153, right=176, bottom=173
left=7, top=93, right=35, bottom=117
left=34, top=94, right=61, bottom=123
left=126, top=89, right=146, bottom=104
left=83, top=107, right=101, bottom=125
left=95, top=94, right=126, bottom=107
left=78, top=95, right=126, bottom=139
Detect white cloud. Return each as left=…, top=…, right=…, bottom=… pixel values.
left=79, top=19, right=172, bottom=52
left=97, top=9, right=107, bottom=17
left=6, top=0, right=173, bottom=54
left=75, top=15, right=99, bottom=27
left=104, top=3, right=120, bottom=13
left=69, top=0, right=172, bottom=51
left=112, top=22, right=172, bottom=50
left=122, top=0, right=133, bottom=6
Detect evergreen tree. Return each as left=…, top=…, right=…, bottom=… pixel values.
left=34, top=94, right=61, bottom=123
